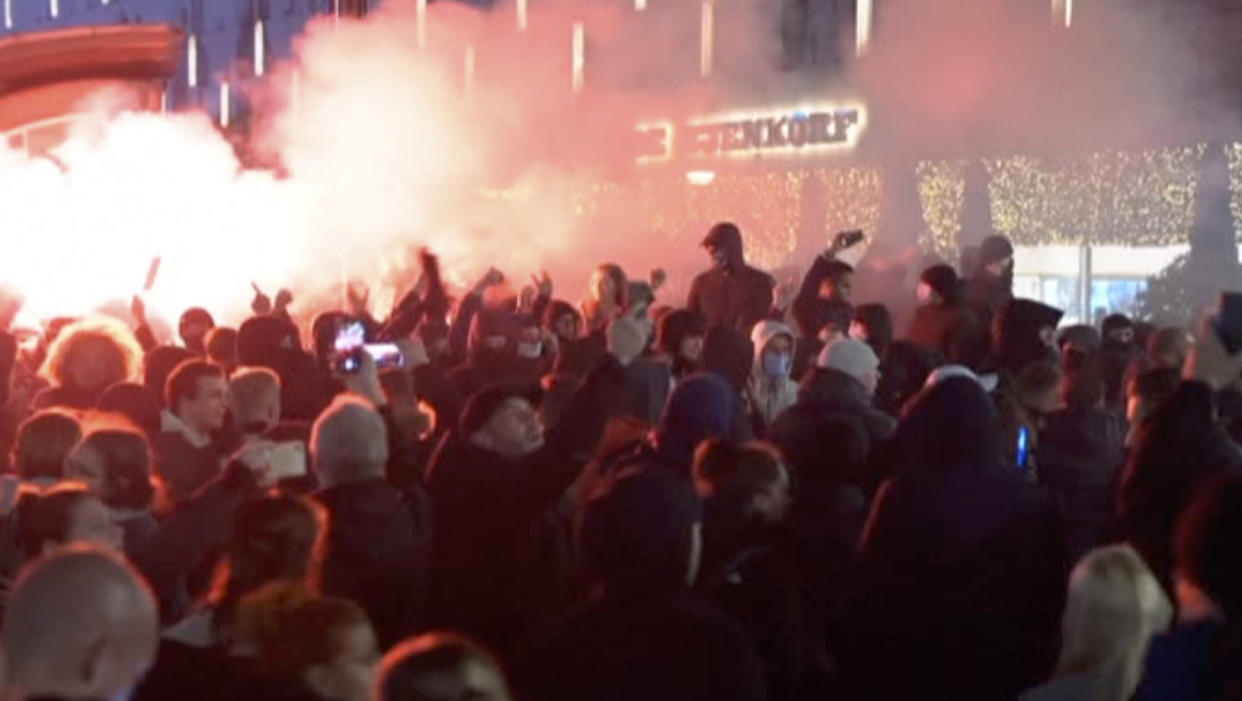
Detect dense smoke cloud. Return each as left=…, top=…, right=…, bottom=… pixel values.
left=0, top=0, right=1234, bottom=328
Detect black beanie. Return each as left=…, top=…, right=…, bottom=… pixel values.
left=979, top=235, right=1015, bottom=266
left=920, top=264, right=960, bottom=303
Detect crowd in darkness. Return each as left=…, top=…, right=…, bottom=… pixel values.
left=0, top=221, right=1238, bottom=701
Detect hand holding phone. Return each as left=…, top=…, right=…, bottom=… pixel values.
left=268, top=441, right=307, bottom=481
left=831, top=230, right=865, bottom=254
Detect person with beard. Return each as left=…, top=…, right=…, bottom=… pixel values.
left=424, top=332, right=630, bottom=657
left=842, top=375, right=1067, bottom=701
left=1100, top=314, right=1138, bottom=410
left=688, top=222, right=775, bottom=334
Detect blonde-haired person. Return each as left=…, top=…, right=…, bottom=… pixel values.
left=35, top=317, right=143, bottom=411
left=1021, top=544, right=1172, bottom=701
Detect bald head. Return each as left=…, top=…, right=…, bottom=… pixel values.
left=3, top=545, right=158, bottom=699
left=311, top=394, right=389, bottom=489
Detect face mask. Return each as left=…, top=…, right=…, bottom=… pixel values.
left=710, top=249, right=729, bottom=269
left=516, top=341, right=543, bottom=359
left=763, top=352, right=792, bottom=378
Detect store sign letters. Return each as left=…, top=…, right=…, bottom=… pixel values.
left=636, top=104, right=865, bottom=163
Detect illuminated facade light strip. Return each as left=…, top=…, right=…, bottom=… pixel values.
left=571, top=22, right=585, bottom=94
left=416, top=0, right=427, bottom=49
left=700, top=1, right=714, bottom=78
left=254, top=20, right=265, bottom=76
left=187, top=35, right=198, bottom=87
left=4, top=0, right=11, bottom=30
left=635, top=0, right=647, bottom=10
left=464, top=44, right=475, bottom=97
left=856, top=0, right=872, bottom=56
left=1052, top=0, right=1073, bottom=28
left=220, top=81, right=230, bottom=128
left=50, top=0, right=58, bottom=19
left=517, top=0, right=527, bottom=31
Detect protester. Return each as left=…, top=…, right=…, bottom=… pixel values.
left=377, top=633, right=513, bottom=701
left=906, top=263, right=974, bottom=359
left=844, top=376, right=1067, bottom=701
left=1116, top=381, right=1242, bottom=595
left=1100, top=313, right=1138, bottom=407
left=689, top=222, right=775, bottom=333
left=179, top=308, right=217, bottom=355
left=656, top=308, right=708, bottom=381
left=1137, top=474, right=1242, bottom=699
left=965, top=234, right=1015, bottom=328
left=156, top=360, right=228, bottom=500
left=791, top=231, right=862, bottom=339
left=9, top=408, right=81, bottom=486
left=98, top=381, right=164, bottom=437
left=64, top=427, right=160, bottom=553
left=35, top=316, right=143, bottom=410
left=233, top=582, right=380, bottom=701
left=1123, top=367, right=1181, bottom=449
left=520, top=466, right=766, bottom=701
left=311, top=394, right=432, bottom=650
left=747, top=320, right=798, bottom=428
left=1021, top=545, right=1172, bottom=701
left=206, top=326, right=240, bottom=374
left=3, top=545, right=159, bottom=700
left=14, top=482, right=125, bottom=561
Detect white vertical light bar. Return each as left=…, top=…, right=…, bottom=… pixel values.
left=699, top=1, right=713, bottom=78
left=334, top=0, right=340, bottom=27
left=415, top=0, right=427, bottom=48
left=1052, top=0, right=1072, bottom=28
left=187, top=35, right=198, bottom=87
left=4, top=0, right=12, bottom=29
left=254, top=20, right=265, bottom=76
left=219, top=81, right=231, bottom=128
left=160, top=89, right=168, bottom=113
left=464, top=44, right=475, bottom=97
left=571, top=22, right=585, bottom=94
left=102, top=0, right=109, bottom=4
left=855, top=0, right=872, bottom=56
left=635, top=0, right=646, bottom=10
left=49, top=0, right=58, bottom=18
left=516, top=0, right=527, bottom=31
left=1065, top=0, right=1074, bottom=27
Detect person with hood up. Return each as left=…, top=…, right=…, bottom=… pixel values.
left=688, top=222, right=774, bottom=334
left=965, top=234, right=1016, bottom=328
left=842, top=376, right=1067, bottom=701
left=1100, top=313, right=1138, bottom=408
left=424, top=328, right=631, bottom=657
left=992, top=297, right=1064, bottom=378
left=656, top=308, right=708, bottom=383
left=238, top=315, right=330, bottom=422
left=905, top=263, right=978, bottom=365
left=747, top=321, right=798, bottom=429
left=519, top=465, right=767, bottom=701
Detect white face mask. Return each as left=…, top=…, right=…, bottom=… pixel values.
left=516, top=341, right=543, bottom=359
left=917, top=282, right=935, bottom=305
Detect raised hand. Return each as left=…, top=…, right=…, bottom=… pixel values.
left=649, top=268, right=668, bottom=291
left=251, top=283, right=272, bottom=316
left=473, top=267, right=505, bottom=295
left=531, top=270, right=553, bottom=298
left=130, top=294, right=147, bottom=325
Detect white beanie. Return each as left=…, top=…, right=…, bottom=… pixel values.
left=816, top=338, right=879, bottom=384
left=924, top=364, right=999, bottom=393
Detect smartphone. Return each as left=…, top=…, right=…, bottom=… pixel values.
left=363, top=342, right=405, bottom=370
left=269, top=441, right=307, bottom=481
left=334, top=344, right=405, bottom=374
left=1016, top=425, right=1030, bottom=471
left=334, top=319, right=367, bottom=352
left=1214, top=292, right=1242, bottom=355
left=834, top=230, right=865, bottom=249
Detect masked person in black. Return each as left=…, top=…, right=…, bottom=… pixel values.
left=688, top=223, right=774, bottom=334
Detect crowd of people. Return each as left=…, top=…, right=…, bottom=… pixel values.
left=0, top=221, right=1237, bottom=700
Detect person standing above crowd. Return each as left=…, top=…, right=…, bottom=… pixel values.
left=689, top=222, right=774, bottom=334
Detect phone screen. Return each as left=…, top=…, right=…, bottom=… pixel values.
left=363, top=343, right=405, bottom=370
left=1016, top=426, right=1030, bottom=470
left=269, top=441, right=307, bottom=481
left=334, top=320, right=366, bottom=352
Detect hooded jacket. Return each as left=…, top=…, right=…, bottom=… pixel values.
left=747, top=321, right=798, bottom=428
left=843, top=377, right=1067, bottom=701
left=688, top=224, right=774, bottom=334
